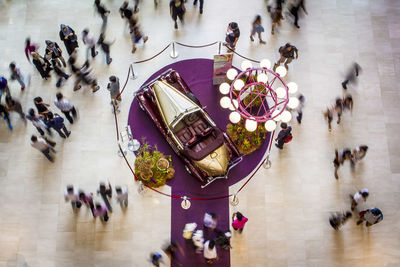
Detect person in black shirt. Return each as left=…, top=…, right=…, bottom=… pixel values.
left=0, top=103, right=12, bottom=130
left=51, top=59, right=70, bottom=88
left=59, top=24, right=78, bottom=55
left=287, top=0, right=308, bottom=28
left=193, top=0, right=204, bottom=14
left=170, top=0, right=186, bottom=29
left=275, top=122, right=292, bottom=149
left=274, top=43, right=298, bottom=71
left=45, top=40, right=66, bottom=67
left=94, top=0, right=110, bottom=32
left=97, top=33, right=112, bottom=65
left=120, top=1, right=133, bottom=21
left=224, top=22, right=240, bottom=49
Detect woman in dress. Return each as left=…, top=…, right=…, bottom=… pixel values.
left=59, top=24, right=79, bottom=55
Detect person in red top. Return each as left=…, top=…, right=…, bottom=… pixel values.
left=232, top=212, right=248, bottom=233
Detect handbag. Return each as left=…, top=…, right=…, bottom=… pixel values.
left=283, top=133, right=293, bottom=143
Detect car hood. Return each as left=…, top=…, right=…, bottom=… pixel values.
left=193, top=144, right=229, bottom=177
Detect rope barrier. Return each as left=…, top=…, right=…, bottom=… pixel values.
left=133, top=43, right=172, bottom=64
left=224, top=44, right=261, bottom=63
left=175, top=41, right=219, bottom=49
left=111, top=39, right=275, bottom=201
left=112, top=65, right=271, bottom=200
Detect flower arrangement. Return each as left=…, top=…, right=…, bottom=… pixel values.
left=226, top=118, right=267, bottom=155
left=134, top=137, right=175, bottom=187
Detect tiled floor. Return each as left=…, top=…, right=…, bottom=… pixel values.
left=0, top=0, right=399, bottom=266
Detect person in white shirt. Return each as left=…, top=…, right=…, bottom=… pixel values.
left=192, top=230, right=204, bottom=253
left=350, top=188, right=369, bottom=211
left=54, top=93, right=76, bottom=124
left=82, top=29, right=98, bottom=60
left=115, top=186, right=128, bottom=207
left=30, top=135, right=54, bottom=162
left=64, top=185, right=81, bottom=209
left=203, top=240, right=218, bottom=264
left=203, top=212, right=217, bottom=231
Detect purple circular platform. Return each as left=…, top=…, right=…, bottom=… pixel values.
left=128, top=58, right=271, bottom=267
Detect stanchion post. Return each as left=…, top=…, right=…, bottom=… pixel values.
left=170, top=41, right=179, bottom=59
left=218, top=41, right=221, bottom=54
left=263, top=154, right=272, bottom=169
left=130, top=63, right=137, bottom=80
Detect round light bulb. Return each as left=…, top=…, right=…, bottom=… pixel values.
left=260, top=59, right=271, bottom=69
left=280, top=110, right=292, bottom=123
left=287, top=97, right=300, bottom=109
left=264, top=120, right=277, bottom=131
left=227, top=68, right=238, bottom=81
left=257, top=73, right=268, bottom=83
left=229, top=111, right=241, bottom=124
left=272, top=109, right=282, bottom=121
left=219, top=82, right=230, bottom=95
left=276, top=66, right=287, bottom=77
left=233, top=79, right=245, bottom=91
left=276, top=87, right=286, bottom=98
left=287, top=82, right=298, bottom=94
left=241, top=60, right=253, bottom=71
left=220, top=96, right=231, bottom=109
left=245, top=119, right=257, bottom=132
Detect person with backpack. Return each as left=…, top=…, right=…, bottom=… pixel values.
left=224, top=22, right=240, bottom=49
left=275, top=122, right=292, bottom=149
left=350, top=188, right=369, bottom=211
left=274, top=43, right=298, bottom=71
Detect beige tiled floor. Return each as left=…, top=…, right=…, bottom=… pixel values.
left=0, top=0, right=399, bottom=266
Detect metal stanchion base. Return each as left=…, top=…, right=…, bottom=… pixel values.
left=118, top=149, right=127, bottom=157
left=230, top=194, right=239, bottom=206
left=263, top=158, right=272, bottom=169
left=128, top=139, right=140, bottom=152
left=170, top=50, right=179, bottom=59
left=137, top=181, right=146, bottom=194
left=130, top=72, right=138, bottom=80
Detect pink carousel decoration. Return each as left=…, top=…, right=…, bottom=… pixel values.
left=219, top=59, right=299, bottom=132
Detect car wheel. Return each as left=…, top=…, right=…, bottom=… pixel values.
left=185, top=92, right=201, bottom=106
left=185, top=165, right=191, bottom=174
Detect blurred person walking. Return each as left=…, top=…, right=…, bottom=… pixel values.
left=192, top=230, right=204, bottom=253
left=203, top=212, right=218, bottom=232
left=274, top=43, right=298, bottom=70
left=329, top=211, right=352, bottom=230
left=97, top=182, right=112, bottom=212
left=130, top=22, right=148, bottom=54
left=31, top=135, right=55, bottom=162
left=33, top=97, right=51, bottom=119
left=115, top=186, right=128, bottom=207
left=0, top=76, right=10, bottom=101
left=342, top=62, right=361, bottom=90
left=0, top=103, right=12, bottom=130
left=286, top=0, right=308, bottom=28
left=94, top=0, right=110, bottom=32
left=107, top=75, right=121, bottom=112
left=9, top=62, right=25, bottom=90
left=64, top=185, right=81, bottom=209
left=82, top=29, right=98, bottom=60
left=250, top=15, right=266, bottom=44
left=59, top=24, right=79, bottom=55
left=350, top=188, right=369, bottom=211
left=51, top=59, right=70, bottom=88
left=24, top=37, right=40, bottom=62
left=333, top=148, right=352, bottom=179
left=270, top=7, right=283, bottom=35
left=54, top=93, right=76, bottom=124
left=224, top=22, right=240, bottom=49
left=170, top=0, right=186, bottom=30
left=193, top=0, right=204, bottom=14
left=5, top=95, right=26, bottom=123
left=97, top=33, right=113, bottom=65
left=352, top=145, right=368, bottom=164
left=26, top=108, right=47, bottom=136
left=357, top=208, right=383, bottom=227
left=203, top=240, right=218, bottom=264
left=45, top=40, right=66, bottom=67
left=232, top=211, right=248, bottom=233
left=275, top=122, right=292, bottom=149
left=94, top=202, right=109, bottom=221
left=79, top=190, right=95, bottom=215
